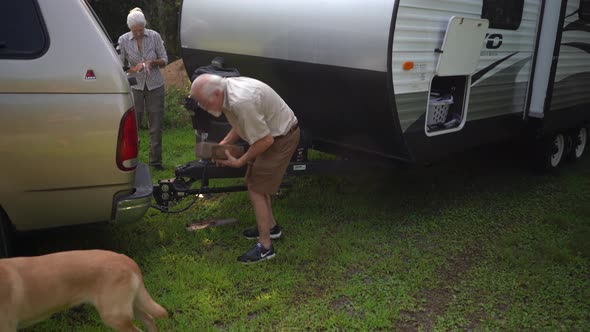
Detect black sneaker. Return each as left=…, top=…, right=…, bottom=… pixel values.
left=238, top=243, right=275, bottom=264
left=243, top=224, right=282, bottom=240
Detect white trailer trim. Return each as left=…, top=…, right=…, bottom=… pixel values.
left=528, top=1, right=562, bottom=118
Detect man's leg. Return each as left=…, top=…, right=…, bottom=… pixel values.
left=248, top=189, right=273, bottom=249
left=265, top=193, right=277, bottom=229
left=242, top=179, right=282, bottom=240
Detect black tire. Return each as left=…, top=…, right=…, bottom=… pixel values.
left=566, top=127, right=588, bottom=162
left=0, top=209, right=14, bottom=258
left=532, top=133, right=566, bottom=172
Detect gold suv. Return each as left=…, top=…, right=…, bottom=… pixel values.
left=0, top=0, right=153, bottom=256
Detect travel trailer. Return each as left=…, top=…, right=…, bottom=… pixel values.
left=178, top=0, right=589, bottom=171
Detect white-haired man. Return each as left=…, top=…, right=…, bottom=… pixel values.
left=191, top=74, right=300, bottom=264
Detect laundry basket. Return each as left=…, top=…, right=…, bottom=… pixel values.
left=427, top=94, right=454, bottom=126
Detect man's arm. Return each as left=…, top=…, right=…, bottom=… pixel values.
left=218, top=134, right=274, bottom=168
left=219, top=127, right=240, bottom=145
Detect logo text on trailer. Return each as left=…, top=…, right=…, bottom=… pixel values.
left=485, top=33, right=503, bottom=49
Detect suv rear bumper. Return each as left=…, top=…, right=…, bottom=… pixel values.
left=113, top=163, right=152, bottom=223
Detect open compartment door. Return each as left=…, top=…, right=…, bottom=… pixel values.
left=436, top=17, right=489, bottom=76
left=426, top=17, right=489, bottom=136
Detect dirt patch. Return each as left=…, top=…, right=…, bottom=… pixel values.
left=396, top=247, right=483, bottom=331
left=330, top=295, right=360, bottom=318
left=162, top=59, right=190, bottom=89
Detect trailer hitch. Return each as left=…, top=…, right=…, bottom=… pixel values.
left=151, top=153, right=391, bottom=214
left=151, top=159, right=291, bottom=213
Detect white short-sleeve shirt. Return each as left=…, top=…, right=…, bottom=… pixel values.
left=222, top=77, right=298, bottom=145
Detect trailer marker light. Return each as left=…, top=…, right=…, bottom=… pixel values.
left=402, top=61, right=414, bottom=71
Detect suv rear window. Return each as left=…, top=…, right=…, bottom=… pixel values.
left=0, top=0, right=49, bottom=59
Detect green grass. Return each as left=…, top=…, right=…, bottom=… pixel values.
left=22, top=127, right=590, bottom=331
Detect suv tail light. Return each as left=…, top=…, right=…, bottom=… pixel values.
left=117, top=107, right=138, bottom=171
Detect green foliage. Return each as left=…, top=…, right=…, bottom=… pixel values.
left=20, top=130, right=590, bottom=331
left=163, top=86, right=191, bottom=129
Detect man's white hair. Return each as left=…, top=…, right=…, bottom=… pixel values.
left=196, top=74, right=226, bottom=99
left=127, top=8, right=146, bottom=28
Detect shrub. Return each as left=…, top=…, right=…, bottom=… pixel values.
left=163, top=85, right=191, bottom=129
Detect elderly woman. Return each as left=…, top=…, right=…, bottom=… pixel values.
left=118, top=7, right=168, bottom=171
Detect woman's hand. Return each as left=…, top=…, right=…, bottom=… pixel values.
left=143, top=61, right=152, bottom=75
left=129, top=62, right=145, bottom=74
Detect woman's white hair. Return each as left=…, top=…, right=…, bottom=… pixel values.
left=127, top=7, right=146, bottom=28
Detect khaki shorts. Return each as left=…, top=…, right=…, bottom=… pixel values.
left=245, top=126, right=300, bottom=194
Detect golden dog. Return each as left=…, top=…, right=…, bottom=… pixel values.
left=0, top=250, right=167, bottom=332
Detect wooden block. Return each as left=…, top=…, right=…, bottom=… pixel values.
left=211, top=144, right=244, bottom=160
left=185, top=218, right=238, bottom=231
left=195, top=142, right=244, bottom=160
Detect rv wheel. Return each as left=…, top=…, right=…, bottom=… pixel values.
left=566, top=127, right=588, bottom=162
left=533, top=133, right=565, bottom=171
left=548, top=133, right=565, bottom=168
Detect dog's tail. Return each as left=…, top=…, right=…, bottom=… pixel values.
left=135, top=283, right=168, bottom=319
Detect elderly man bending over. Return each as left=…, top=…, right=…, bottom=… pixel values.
left=190, top=74, right=300, bottom=264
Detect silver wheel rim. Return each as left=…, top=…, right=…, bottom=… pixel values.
left=575, top=128, right=587, bottom=158
left=551, top=134, right=565, bottom=167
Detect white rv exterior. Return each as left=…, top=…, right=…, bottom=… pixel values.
left=392, top=0, right=541, bottom=126
left=180, top=0, right=589, bottom=167
left=549, top=1, right=590, bottom=115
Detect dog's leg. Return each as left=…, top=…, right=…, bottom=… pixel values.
left=135, top=310, right=158, bottom=332
left=133, top=283, right=165, bottom=332
left=100, top=316, right=143, bottom=332
left=96, top=274, right=144, bottom=332
left=98, top=302, right=143, bottom=332
left=133, top=281, right=167, bottom=332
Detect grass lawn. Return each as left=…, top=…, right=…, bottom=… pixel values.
left=21, top=127, right=590, bottom=331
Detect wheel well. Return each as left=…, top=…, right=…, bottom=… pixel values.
left=0, top=206, right=15, bottom=230
left=0, top=205, right=16, bottom=257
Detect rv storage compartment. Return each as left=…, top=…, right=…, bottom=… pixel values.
left=427, top=75, right=468, bottom=133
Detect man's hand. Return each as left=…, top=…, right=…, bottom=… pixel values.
left=219, top=128, right=240, bottom=146
left=216, top=134, right=273, bottom=168
left=217, top=149, right=244, bottom=168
